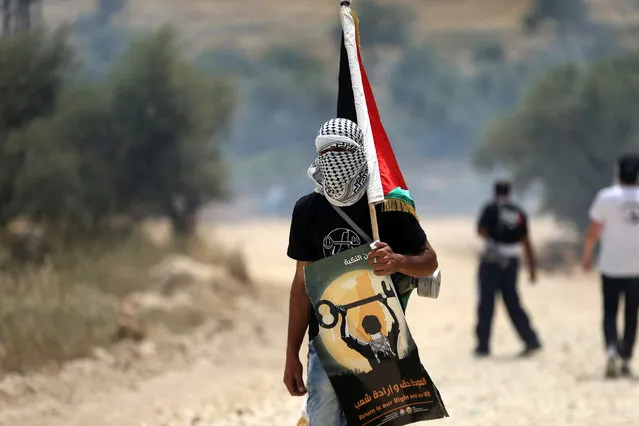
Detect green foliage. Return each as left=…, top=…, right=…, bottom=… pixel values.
left=0, top=25, right=235, bottom=238
left=0, top=28, right=75, bottom=132
left=3, top=84, right=117, bottom=232
left=524, top=0, right=589, bottom=33
left=472, top=40, right=506, bottom=64
left=107, top=27, right=235, bottom=233
left=0, top=29, right=76, bottom=228
left=475, top=54, right=639, bottom=231
left=386, top=29, right=627, bottom=161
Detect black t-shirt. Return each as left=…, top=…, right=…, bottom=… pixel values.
left=477, top=200, right=528, bottom=244
left=287, top=192, right=428, bottom=340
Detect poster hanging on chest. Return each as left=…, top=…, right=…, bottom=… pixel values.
left=304, top=244, right=449, bottom=426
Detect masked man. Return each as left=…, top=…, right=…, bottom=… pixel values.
left=283, top=118, right=439, bottom=425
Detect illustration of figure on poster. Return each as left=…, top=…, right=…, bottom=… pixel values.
left=338, top=280, right=400, bottom=368
left=314, top=273, right=414, bottom=375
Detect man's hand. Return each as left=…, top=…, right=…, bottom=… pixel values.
left=284, top=260, right=311, bottom=397
left=521, top=235, right=538, bottom=286
left=582, top=220, right=602, bottom=273
left=337, top=305, right=347, bottom=317
left=368, top=241, right=402, bottom=276
left=283, top=355, right=306, bottom=396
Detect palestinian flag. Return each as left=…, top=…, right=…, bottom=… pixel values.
left=337, top=0, right=417, bottom=219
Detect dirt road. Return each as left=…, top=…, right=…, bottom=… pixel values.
left=2, top=217, right=638, bottom=426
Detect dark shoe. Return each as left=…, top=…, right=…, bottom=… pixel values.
left=518, top=343, right=542, bottom=358
left=474, top=347, right=489, bottom=358
left=620, top=361, right=632, bottom=377
left=605, top=358, right=619, bottom=379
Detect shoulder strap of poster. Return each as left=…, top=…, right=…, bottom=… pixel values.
left=330, top=204, right=374, bottom=244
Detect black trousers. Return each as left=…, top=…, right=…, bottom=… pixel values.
left=602, top=275, right=639, bottom=360
left=475, top=258, right=541, bottom=352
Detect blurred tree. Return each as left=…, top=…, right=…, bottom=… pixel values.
left=523, top=0, right=589, bottom=34
left=0, top=84, right=115, bottom=237
left=474, top=54, right=639, bottom=231
left=0, top=28, right=74, bottom=132
left=106, top=26, right=236, bottom=235
left=0, top=28, right=75, bottom=227
left=386, top=28, right=626, bottom=162
left=0, top=26, right=236, bottom=239
left=472, top=40, right=506, bottom=64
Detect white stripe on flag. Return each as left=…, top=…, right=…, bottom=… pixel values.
left=339, top=3, right=384, bottom=204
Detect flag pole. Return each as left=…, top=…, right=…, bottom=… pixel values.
left=339, top=0, right=381, bottom=242
left=369, top=204, right=380, bottom=242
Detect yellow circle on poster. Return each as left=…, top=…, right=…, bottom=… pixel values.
left=316, top=269, right=408, bottom=373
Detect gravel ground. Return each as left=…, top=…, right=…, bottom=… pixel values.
left=2, top=218, right=638, bottom=426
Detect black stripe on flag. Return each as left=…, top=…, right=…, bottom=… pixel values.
left=336, top=31, right=358, bottom=125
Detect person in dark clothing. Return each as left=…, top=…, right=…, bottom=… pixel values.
left=282, top=118, right=439, bottom=426
left=474, top=180, right=542, bottom=358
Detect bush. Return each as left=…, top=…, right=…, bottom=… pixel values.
left=472, top=40, right=506, bottom=64
left=523, top=0, right=589, bottom=33
left=0, top=28, right=74, bottom=133
left=106, top=26, right=236, bottom=235
left=0, top=230, right=197, bottom=373
left=0, top=26, right=236, bottom=239
left=0, top=22, right=242, bottom=375
left=0, top=263, right=120, bottom=373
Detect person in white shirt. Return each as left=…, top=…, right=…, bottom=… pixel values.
left=582, top=153, right=639, bottom=378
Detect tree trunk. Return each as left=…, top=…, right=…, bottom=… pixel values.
left=166, top=193, right=199, bottom=237
left=168, top=208, right=196, bottom=237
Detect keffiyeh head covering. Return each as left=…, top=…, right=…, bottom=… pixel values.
left=308, top=118, right=369, bottom=207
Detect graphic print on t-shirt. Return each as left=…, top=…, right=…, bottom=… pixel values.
left=621, top=202, right=639, bottom=225
left=323, top=228, right=362, bottom=257
left=499, top=206, right=523, bottom=229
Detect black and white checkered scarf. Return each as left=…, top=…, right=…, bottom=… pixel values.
left=307, top=118, right=369, bottom=207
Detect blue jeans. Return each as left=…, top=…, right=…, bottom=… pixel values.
left=306, top=342, right=347, bottom=426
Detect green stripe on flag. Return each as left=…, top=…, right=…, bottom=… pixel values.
left=385, top=187, right=415, bottom=208
left=381, top=187, right=418, bottom=220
